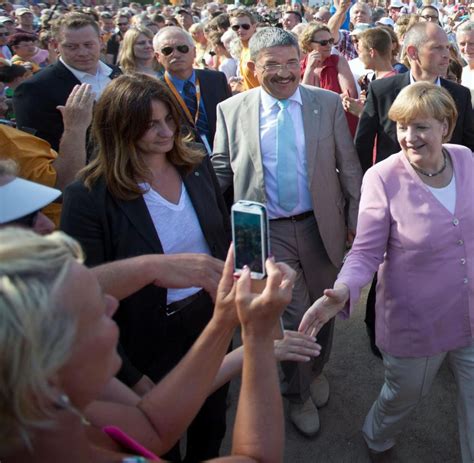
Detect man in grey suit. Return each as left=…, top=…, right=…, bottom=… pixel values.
left=212, top=27, right=363, bottom=436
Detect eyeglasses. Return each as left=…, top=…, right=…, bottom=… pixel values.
left=420, top=14, right=438, bottom=20
left=257, top=61, right=300, bottom=73
left=311, top=38, right=334, bottom=46
left=0, top=32, right=8, bottom=37
left=160, top=44, right=190, bottom=56
left=10, top=210, right=39, bottom=228
left=231, top=23, right=251, bottom=31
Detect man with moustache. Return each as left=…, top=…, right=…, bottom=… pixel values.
left=153, top=26, right=231, bottom=154
left=212, top=27, right=362, bottom=436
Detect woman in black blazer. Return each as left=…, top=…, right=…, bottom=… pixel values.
left=61, top=74, right=231, bottom=462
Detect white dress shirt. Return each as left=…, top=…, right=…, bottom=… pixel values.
left=259, top=87, right=313, bottom=219
left=60, top=57, right=112, bottom=99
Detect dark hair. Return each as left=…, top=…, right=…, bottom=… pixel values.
left=284, top=10, right=302, bottom=23
left=8, top=33, right=36, bottom=47
left=0, top=63, right=27, bottom=82
left=81, top=74, right=204, bottom=200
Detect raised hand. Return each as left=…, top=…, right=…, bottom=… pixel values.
left=298, top=284, right=349, bottom=337
left=235, top=259, right=296, bottom=336
left=57, top=83, right=95, bottom=132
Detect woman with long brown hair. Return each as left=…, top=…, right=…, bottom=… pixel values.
left=61, top=73, right=230, bottom=462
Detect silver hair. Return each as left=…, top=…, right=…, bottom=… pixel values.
left=350, top=1, right=372, bottom=19
left=457, top=20, right=474, bottom=34
left=153, top=25, right=195, bottom=51
left=248, top=27, right=299, bottom=62
left=404, top=22, right=441, bottom=50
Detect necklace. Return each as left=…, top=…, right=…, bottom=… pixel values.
left=409, top=151, right=447, bottom=177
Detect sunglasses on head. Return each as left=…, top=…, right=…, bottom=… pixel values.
left=231, top=23, right=251, bottom=31
left=161, top=44, right=190, bottom=56
left=311, top=38, right=334, bottom=46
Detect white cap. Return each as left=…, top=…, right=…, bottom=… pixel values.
left=389, top=0, right=404, bottom=8
left=376, top=17, right=395, bottom=26
left=350, top=23, right=372, bottom=35
left=0, top=177, right=61, bottom=224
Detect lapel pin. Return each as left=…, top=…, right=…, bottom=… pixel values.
left=195, top=171, right=200, bottom=176
left=313, top=109, right=319, bottom=114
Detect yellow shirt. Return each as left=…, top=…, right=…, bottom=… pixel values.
left=239, top=46, right=260, bottom=91
left=0, top=124, right=61, bottom=226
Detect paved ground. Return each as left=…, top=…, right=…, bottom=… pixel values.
left=221, top=289, right=461, bottom=463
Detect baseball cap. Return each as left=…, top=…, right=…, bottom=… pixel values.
left=0, top=177, right=61, bottom=224
left=389, top=0, right=404, bottom=8
left=376, top=17, right=395, bottom=27
left=15, top=8, right=32, bottom=16
left=0, top=16, right=14, bottom=24
left=350, top=23, right=372, bottom=35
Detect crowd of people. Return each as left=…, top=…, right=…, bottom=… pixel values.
left=0, top=0, right=473, bottom=462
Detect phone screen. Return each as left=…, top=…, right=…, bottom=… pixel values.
left=233, top=210, right=264, bottom=274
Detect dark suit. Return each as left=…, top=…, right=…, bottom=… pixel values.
left=60, top=156, right=231, bottom=461
left=13, top=60, right=121, bottom=151
left=162, top=68, right=231, bottom=151
left=355, top=72, right=474, bottom=173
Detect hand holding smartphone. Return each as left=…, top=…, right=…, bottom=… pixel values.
left=231, top=201, right=270, bottom=280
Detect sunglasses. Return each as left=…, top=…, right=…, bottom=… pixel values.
left=311, top=38, right=334, bottom=46
left=231, top=23, right=251, bottom=31
left=420, top=14, right=438, bottom=20
left=117, top=22, right=128, bottom=26
left=0, top=32, right=8, bottom=37
left=160, top=44, right=190, bottom=56
left=10, top=210, right=39, bottom=228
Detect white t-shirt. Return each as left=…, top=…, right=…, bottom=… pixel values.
left=427, top=174, right=456, bottom=214
left=141, top=183, right=211, bottom=305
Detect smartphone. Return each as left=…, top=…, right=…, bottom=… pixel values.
left=231, top=201, right=270, bottom=280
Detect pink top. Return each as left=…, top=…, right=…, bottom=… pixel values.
left=337, top=144, right=474, bottom=357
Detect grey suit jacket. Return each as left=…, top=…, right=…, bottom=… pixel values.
left=212, top=84, right=363, bottom=268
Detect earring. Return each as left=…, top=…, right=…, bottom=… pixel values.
left=56, top=393, right=71, bottom=409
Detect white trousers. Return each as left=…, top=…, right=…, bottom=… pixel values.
left=362, top=339, right=474, bottom=462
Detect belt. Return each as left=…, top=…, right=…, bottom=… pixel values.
left=166, top=289, right=205, bottom=316
left=270, top=211, right=313, bottom=222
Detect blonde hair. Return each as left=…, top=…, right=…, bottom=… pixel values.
left=299, top=23, right=330, bottom=53
left=81, top=74, right=204, bottom=200
left=0, top=228, right=83, bottom=453
left=388, top=82, right=457, bottom=142
left=118, top=26, right=160, bottom=74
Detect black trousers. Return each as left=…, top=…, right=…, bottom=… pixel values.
left=149, top=291, right=230, bottom=462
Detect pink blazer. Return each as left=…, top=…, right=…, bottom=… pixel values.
left=337, top=144, right=474, bottom=357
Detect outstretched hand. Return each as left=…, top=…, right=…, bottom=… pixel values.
left=274, top=330, right=321, bottom=362
left=298, top=284, right=349, bottom=337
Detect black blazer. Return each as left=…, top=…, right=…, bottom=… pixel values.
left=60, top=156, right=231, bottom=385
left=163, top=69, right=232, bottom=150
left=355, top=72, right=474, bottom=172
left=13, top=60, right=121, bottom=151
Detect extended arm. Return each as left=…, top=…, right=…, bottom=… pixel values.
left=299, top=168, right=390, bottom=335
left=92, top=253, right=224, bottom=302
left=328, top=0, right=351, bottom=43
